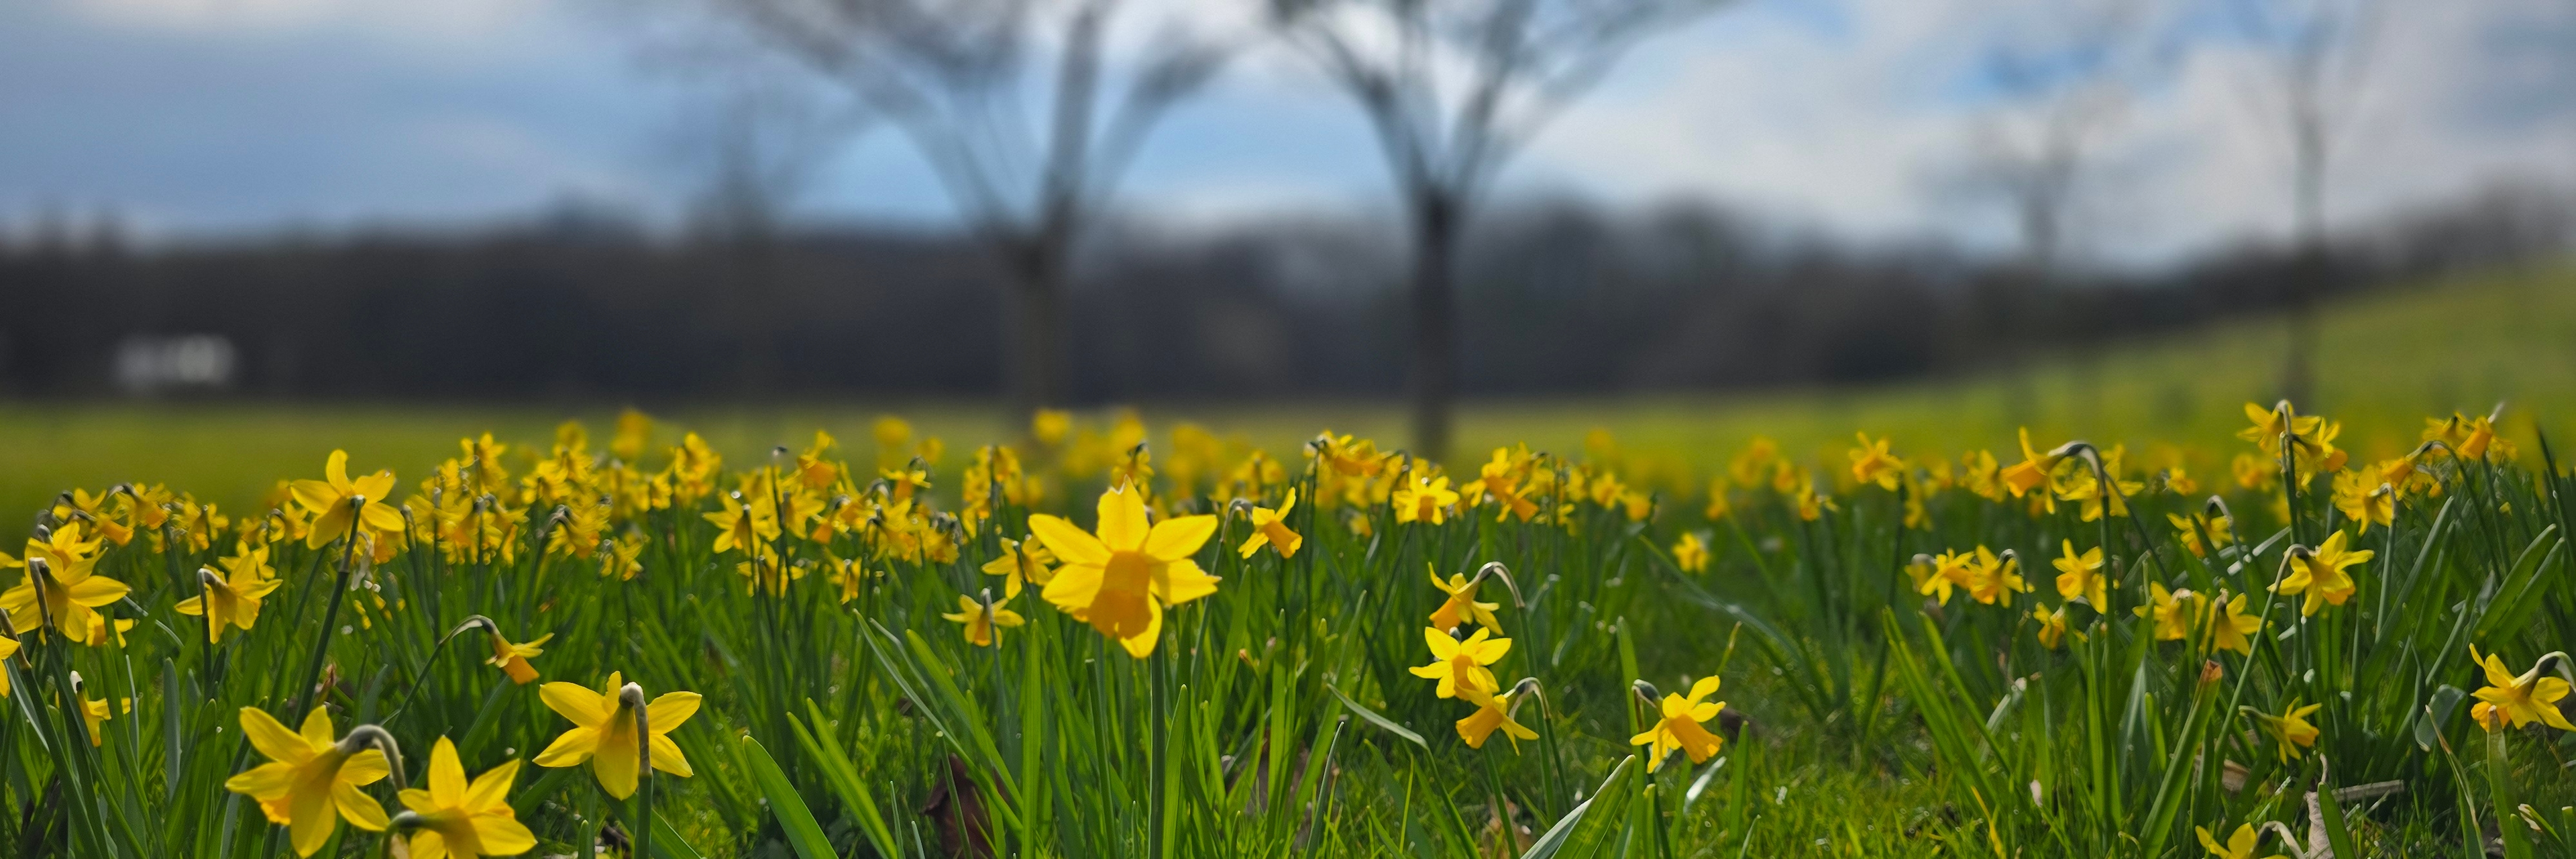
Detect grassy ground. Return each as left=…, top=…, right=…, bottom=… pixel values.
left=1, top=261, right=2567, bottom=529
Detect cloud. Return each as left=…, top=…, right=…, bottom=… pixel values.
left=64, top=0, right=529, bottom=42
left=1519, top=0, right=2576, bottom=261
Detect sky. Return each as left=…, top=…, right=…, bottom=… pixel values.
left=1, top=0, right=2571, bottom=263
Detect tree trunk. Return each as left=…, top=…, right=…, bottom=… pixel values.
left=1408, top=191, right=1459, bottom=465
left=2282, top=105, right=2326, bottom=409
left=1006, top=240, right=1069, bottom=425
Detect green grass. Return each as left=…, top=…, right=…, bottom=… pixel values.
left=1, top=262, right=2569, bottom=529
left=5, top=263, right=2576, bottom=858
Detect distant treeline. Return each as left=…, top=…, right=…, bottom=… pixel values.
left=0, top=185, right=2565, bottom=401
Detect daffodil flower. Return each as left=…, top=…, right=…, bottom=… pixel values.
left=2137, top=583, right=2198, bottom=642
left=1672, top=532, right=1710, bottom=574
left=1456, top=687, right=1538, bottom=750
left=2274, top=532, right=2369, bottom=616
left=941, top=593, right=1024, bottom=648
left=703, top=501, right=780, bottom=556
left=174, top=556, right=282, bottom=644
left=1960, top=546, right=2027, bottom=606
left=1, top=525, right=125, bottom=644
left=484, top=627, right=553, bottom=685
left=396, top=737, right=537, bottom=859
left=2207, top=592, right=2262, bottom=656
left=2051, top=540, right=2106, bottom=608
left=2196, top=823, right=2287, bottom=859
left=223, top=706, right=393, bottom=856
left=1028, top=485, right=1219, bottom=658
left=1631, top=676, right=1725, bottom=772
left=535, top=673, right=699, bottom=800
left=2170, top=511, right=2233, bottom=558
left=1847, top=432, right=1903, bottom=490
left=1998, top=427, right=2059, bottom=497
left=2031, top=603, right=2079, bottom=650
left=2249, top=699, right=2322, bottom=762
left=290, top=450, right=405, bottom=550
left=1428, top=567, right=1503, bottom=633
left=1410, top=626, right=1509, bottom=699
left=1237, top=489, right=1303, bottom=559
left=1391, top=474, right=1459, bottom=525
left=1917, top=550, right=1971, bottom=605
left=981, top=537, right=1055, bottom=598
left=2467, top=648, right=2574, bottom=731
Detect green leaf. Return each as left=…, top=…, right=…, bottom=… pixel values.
left=650, top=817, right=706, bottom=859
left=789, top=702, right=900, bottom=859
left=2418, top=685, right=2467, bottom=752
left=1523, top=755, right=1638, bottom=859
left=1328, top=683, right=1427, bottom=750
left=739, top=734, right=837, bottom=859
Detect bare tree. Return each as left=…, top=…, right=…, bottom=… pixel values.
left=2226, top=0, right=2382, bottom=406
left=667, top=73, right=870, bottom=393
left=1268, top=0, right=1729, bottom=462
left=694, top=0, right=1234, bottom=416
left=1964, top=0, right=2172, bottom=277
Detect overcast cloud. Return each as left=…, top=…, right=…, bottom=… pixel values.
left=1, top=0, right=2569, bottom=262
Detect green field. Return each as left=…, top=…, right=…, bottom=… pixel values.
left=5, top=263, right=2576, bottom=858
left=4, top=262, right=2567, bottom=528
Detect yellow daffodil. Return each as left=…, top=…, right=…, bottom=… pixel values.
left=1238, top=489, right=1303, bottom=559
left=1999, top=427, right=2059, bottom=497
left=2051, top=540, right=2106, bottom=608
left=2251, top=699, right=2323, bottom=762
left=1631, top=675, right=1725, bottom=772
left=981, top=537, right=1057, bottom=599
left=1, top=525, right=126, bottom=644
left=2275, top=532, right=2369, bottom=617
left=0, top=633, right=15, bottom=697
left=2208, top=592, right=2262, bottom=656
left=1028, top=485, right=1220, bottom=658
left=2171, top=511, right=2233, bottom=558
left=1847, top=432, right=1904, bottom=490
left=1962, top=546, right=2027, bottom=606
left=600, top=534, right=643, bottom=580
left=2196, top=823, right=2287, bottom=859
left=224, top=706, right=392, bottom=856
left=1672, top=532, right=1710, bottom=573
left=73, top=674, right=128, bottom=746
left=2467, top=648, right=2575, bottom=731
left=2137, top=582, right=2202, bottom=642
left=1704, top=478, right=1733, bottom=521
left=941, top=593, right=1024, bottom=648
left=485, top=627, right=553, bottom=685
left=1917, top=550, right=1972, bottom=605
left=1456, top=687, right=1539, bottom=750
left=1391, top=475, right=1459, bottom=525
left=1429, top=567, right=1504, bottom=633
left=174, top=553, right=282, bottom=644
left=290, top=450, right=405, bottom=550
left=2239, top=401, right=2320, bottom=448
left=1031, top=409, right=1071, bottom=447
left=2053, top=445, right=2144, bottom=521
left=1410, top=626, right=1510, bottom=699
left=534, top=671, right=700, bottom=800
left=2331, top=465, right=2394, bottom=533
left=396, top=737, right=537, bottom=859
left=2031, top=603, right=2078, bottom=650
left=702, top=501, right=779, bottom=556
left=2425, top=411, right=2511, bottom=462
left=2161, top=464, right=2200, bottom=496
